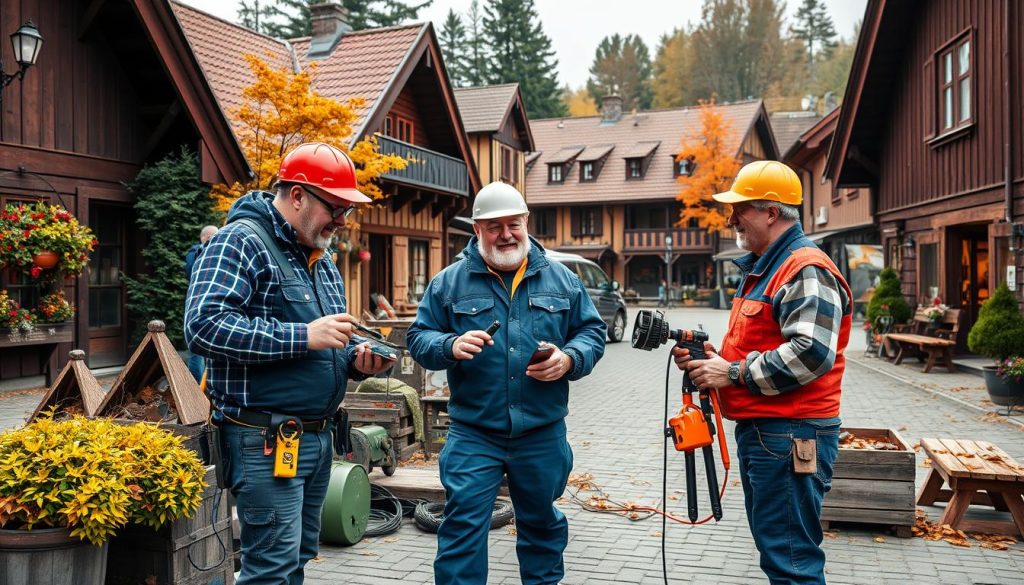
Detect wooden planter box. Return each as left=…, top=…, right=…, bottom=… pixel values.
left=0, top=321, right=73, bottom=347
left=821, top=427, right=916, bottom=537
left=106, top=466, right=234, bottom=585
left=342, top=392, right=421, bottom=461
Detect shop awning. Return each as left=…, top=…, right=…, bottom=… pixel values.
left=712, top=246, right=748, bottom=262
left=556, top=245, right=615, bottom=262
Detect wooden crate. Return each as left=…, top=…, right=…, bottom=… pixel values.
left=821, top=427, right=916, bottom=537
left=342, top=392, right=421, bottom=461
left=106, top=466, right=235, bottom=585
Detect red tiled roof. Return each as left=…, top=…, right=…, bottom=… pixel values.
left=525, top=101, right=765, bottom=205
left=171, top=1, right=424, bottom=144
left=547, top=145, right=584, bottom=164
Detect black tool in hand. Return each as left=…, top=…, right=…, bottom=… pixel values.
left=352, top=323, right=401, bottom=360
left=484, top=320, right=501, bottom=336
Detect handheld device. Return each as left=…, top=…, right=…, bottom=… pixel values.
left=529, top=342, right=554, bottom=365
left=484, top=320, right=501, bottom=336
left=631, top=309, right=730, bottom=523
left=352, top=323, right=401, bottom=361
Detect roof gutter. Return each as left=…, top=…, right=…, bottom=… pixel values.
left=1003, top=0, right=1014, bottom=223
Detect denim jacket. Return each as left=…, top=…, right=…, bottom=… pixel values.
left=406, top=236, right=606, bottom=437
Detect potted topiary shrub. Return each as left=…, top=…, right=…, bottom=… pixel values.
left=966, top=283, right=1024, bottom=411
left=0, top=416, right=207, bottom=585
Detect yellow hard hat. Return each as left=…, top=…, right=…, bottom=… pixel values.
left=712, top=160, right=802, bottom=205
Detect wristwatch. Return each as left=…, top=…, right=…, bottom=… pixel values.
left=728, top=360, right=742, bottom=385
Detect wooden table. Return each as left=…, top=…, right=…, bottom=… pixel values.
left=420, top=395, right=449, bottom=460
left=917, top=438, right=1024, bottom=536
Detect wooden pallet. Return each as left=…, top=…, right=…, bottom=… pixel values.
left=821, top=427, right=916, bottom=537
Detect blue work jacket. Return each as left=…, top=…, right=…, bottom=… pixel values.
left=406, top=236, right=606, bottom=438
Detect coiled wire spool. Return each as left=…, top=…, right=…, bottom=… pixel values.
left=413, top=500, right=515, bottom=533
left=320, top=461, right=370, bottom=545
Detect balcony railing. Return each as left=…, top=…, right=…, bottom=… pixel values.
left=623, top=228, right=713, bottom=253
left=375, top=135, right=469, bottom=197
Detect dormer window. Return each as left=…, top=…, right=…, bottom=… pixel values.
left=549, top=164, right=563, bottom=183
left=581, top=162, right=594, bottom=181
left=673, top=156, right=696, bottom=178
left=627, top=159, right=642, bottom=179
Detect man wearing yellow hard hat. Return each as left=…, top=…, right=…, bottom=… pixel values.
left=672, top=160, right=853, bottom=585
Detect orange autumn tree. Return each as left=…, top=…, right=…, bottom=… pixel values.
left=674, top=100, right=741, bottom=233
left=211, top=54, right=407, bottom=213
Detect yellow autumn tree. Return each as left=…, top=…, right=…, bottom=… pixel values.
left=211, top=54, right=407, bottom=214
left=562, top=86, right=598, bottom=117
left=675, top=101, right=741, bottom=233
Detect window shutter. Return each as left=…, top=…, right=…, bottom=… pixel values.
left=571, top=208, right=580, bottom=237
left=594, top=207, right=604, bottom=236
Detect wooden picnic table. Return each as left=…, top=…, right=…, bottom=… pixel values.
left=917, top=438, right=1024, bottom=537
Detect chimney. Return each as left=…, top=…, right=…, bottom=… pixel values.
left=308, top=2, right=352, bottom=60
left=600, top=95, right=623, bottom=124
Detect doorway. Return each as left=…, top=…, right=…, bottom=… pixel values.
left=946, top=224, right=989, bottom=347
left=363, top=233, right=393, bottom=316
left=87, top=203, right=129, bottom=368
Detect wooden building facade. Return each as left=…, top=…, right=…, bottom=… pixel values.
left=1, top=0, right=248, bottom=381
left=827, top=0, right=1024, bottom=332
left=175, top=2, right=481, bottom=319
left=525, top=98, right=777, bottom=300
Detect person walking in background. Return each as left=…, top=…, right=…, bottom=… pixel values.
left=185, top=224, right=219, bottom=382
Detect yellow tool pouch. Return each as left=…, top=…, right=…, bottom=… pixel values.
left=273, top=419, right=303, bottom=478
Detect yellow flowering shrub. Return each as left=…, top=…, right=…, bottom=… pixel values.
left=0, top=416, right=206, bottom=545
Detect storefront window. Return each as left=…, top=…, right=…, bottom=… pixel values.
left=408, top=239, right=428, bottom=303
left=918, top=243, right=939, bottom=303
left=994, top=236, right=1012, bottom=289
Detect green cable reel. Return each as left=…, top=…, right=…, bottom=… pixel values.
left=320, top=461, right=370, bottom=546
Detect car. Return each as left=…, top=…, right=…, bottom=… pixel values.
left=545, top=250, right=628, bottom=343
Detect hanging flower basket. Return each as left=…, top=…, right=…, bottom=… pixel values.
left=0, top=202, right=97, bottom=280
left=32, top=250, right=59, bottom=269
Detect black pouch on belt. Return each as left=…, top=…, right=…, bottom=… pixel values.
left=203, top=422, right=227, bottom=489
left=332, top=408, right=352, bottom=457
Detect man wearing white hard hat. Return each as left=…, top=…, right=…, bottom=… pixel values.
left=407, top=182, right=607, bottom=585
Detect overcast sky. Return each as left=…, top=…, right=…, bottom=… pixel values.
left=178, top=0, right=867, bottom=89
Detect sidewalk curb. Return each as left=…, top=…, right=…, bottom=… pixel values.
left=847, top=356, right=1024, bottom=430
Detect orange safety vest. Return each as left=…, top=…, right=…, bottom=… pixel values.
left=718, top=246, right=852, bottom=420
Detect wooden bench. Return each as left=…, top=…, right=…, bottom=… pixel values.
left=883, top=307, right=961, bottom=373
left=917, top=438, right=1024, bottom=537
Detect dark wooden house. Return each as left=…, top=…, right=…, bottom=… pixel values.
left=826, top=0, right=1024, bottom=332
left=175, top=2, right=481, bottom=319
left=0, top=0, right=249, bottom=382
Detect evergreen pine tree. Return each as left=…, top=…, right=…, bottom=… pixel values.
left=866, top=267, right=911, bottom=329
left=483, top=0, right=565, bottom=118
left=439, top=9, right=469, bottom=87
left=790, top=0, right=838, bottom=68
left=259, top=0, right=433, bottom=39
left=123, top=148, right=219, bottom=347
left=586, top=34, right=653, bottom=112
left=463, top=0, right=489, bottom=86
left=238, top=0, right=283, bottom=36
left=652, top=28, right=691, bottom=108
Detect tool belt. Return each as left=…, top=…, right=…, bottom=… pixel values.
left=223, top=407, right=332, bottom=432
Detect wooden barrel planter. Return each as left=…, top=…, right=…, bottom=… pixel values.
left=0, top=526, right=108, bottom=585
left=105, top=466, right=234, bottom=585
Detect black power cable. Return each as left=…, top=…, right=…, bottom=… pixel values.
left=413, top=500, right=515, bottom=533
left=365, top=484, right=404, bottom=537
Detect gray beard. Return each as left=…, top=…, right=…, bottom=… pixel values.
left=300, top=205, right=333, bottom=249
left=478, top=238, right=530, bottom=271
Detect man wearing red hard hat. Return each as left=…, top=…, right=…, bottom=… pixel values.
left=185, top=143, right=394, bottom=584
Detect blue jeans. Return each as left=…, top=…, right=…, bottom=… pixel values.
left=221, top=423, right=334, bottom=585
left=435, top=422, right=574, bottom=585
left=734, top=417, right=841, bottom=585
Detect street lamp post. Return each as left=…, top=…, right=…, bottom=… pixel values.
left=1, top=20, right=44, bottom=107
left=664, top=234, right=673, bottom=308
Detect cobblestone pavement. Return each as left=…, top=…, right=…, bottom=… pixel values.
left=2, top=308, right=1022, bottom=584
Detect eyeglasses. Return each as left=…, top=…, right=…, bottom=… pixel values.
left=301, top=185, right=356, bottom=220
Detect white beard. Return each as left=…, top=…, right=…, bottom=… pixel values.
left=478, top=237, right=530, bottom=271
left=300, top=204, right=335, bottom=249
left=735, top=231, right=749, bottom=251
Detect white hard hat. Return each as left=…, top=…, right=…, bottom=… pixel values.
left=471, top=182, right=529, bottom=220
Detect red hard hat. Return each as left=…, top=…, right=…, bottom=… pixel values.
left=277, top=143, right=372, bottom=204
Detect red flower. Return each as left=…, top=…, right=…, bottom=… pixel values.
left=30, top=266, right=42, bottom=279
left=22, top=230, right=31, bottom=238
